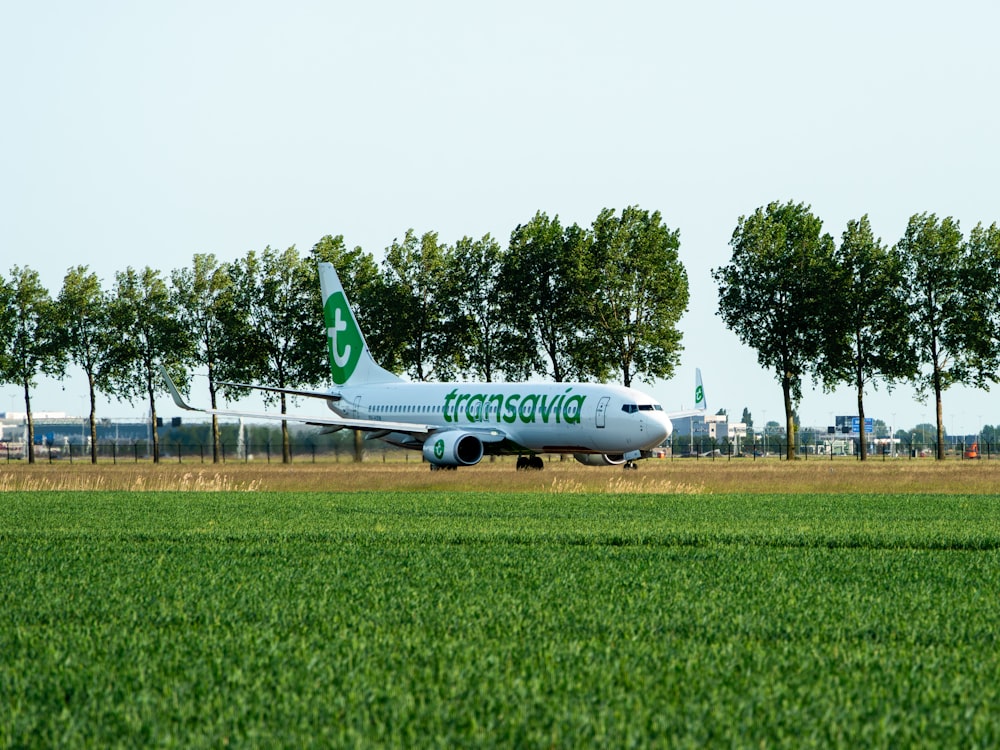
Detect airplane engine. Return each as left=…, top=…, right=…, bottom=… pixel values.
left=423, top=431, right=485, bottom=467
left=573, top=453, right=627, bottom=467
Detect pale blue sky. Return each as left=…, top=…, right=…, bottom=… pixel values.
left=3, top=1, right=998, bottom=434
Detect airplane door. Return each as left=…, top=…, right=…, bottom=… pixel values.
left=595, top=396, right=610, bottom=428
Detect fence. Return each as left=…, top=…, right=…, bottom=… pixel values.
left=1, top=440, right=376, bottom=464
left=2, top=437, right=997, bottom=464
left=668, top=434, right=998, bottom=461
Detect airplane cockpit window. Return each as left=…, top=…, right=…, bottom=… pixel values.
left=622, top=404, right=638, bottom=414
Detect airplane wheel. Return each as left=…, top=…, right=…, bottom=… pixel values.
left=516, top=456, right=529, bottom=470
left=529, top=456, right=545, bottom=470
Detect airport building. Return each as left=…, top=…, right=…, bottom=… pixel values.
left=0, top=412, right=155, bottom=457
left=671, top=414, right=748, bottom=453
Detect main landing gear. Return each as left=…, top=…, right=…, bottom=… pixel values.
left=516, top=455, right=545, bottom=471
left=623, top=461, right=639, bottom=470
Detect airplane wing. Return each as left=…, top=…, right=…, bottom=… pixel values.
left=665, top=406, right=708, bottom=421
left=159, top=366, right=433, bottom=436
left=215, top=380, right=343, bottom=402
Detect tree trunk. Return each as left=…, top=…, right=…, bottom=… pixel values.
left=935, top=377, right=945, bottom=461
left=88, top=373, right=98, bottom=464
left=212, top=414, right=221, bottom=464
left=209, top=377, right=221, bottom=464
left=281, top=392, right=291, bottom=463
left=151, top=405, right=160, bottom=463
left=856, top=332, right=867, bottom=461
left=930, top=329, right=945, bottom=460
left=782, top=373, right=795, bottom=461
left=23, top=380, right=35, bottom=464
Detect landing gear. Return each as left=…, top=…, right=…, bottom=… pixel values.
left=516, top=455, right=545, bottom=470
left=624, top=461, right=639, bottom=470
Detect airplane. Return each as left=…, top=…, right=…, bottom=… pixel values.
left=161, top=262, right=707, bottom=470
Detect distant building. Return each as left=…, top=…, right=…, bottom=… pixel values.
left=671, top=414, right=747, bottom=446
left=0, top=413, right=151, bottom=446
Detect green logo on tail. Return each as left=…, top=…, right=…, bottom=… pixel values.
left=324, top=293, right=363, bottom=385
left=695, top=385, right=704, bottom=404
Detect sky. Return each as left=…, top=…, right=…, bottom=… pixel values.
left=3, top=1, right=999, bottom=435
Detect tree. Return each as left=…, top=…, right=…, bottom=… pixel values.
left=171, top=254, right=235, bottom=463
left=54, top=266, right=112, bottom=463
left=381, top=230, right=460, bottom=381
left=582, top=206, right=689, bottom=387
left=982, top=424, right=998, bottom=449
left=963, top=222, right=1000, bottom=383
left=448, top=233, right=531, bottom=383
left=909, top=423, right=938, bottom=454
left=713, top=201, right=837, bottom=459
left=897, top=214, right=991, bottom=459
left=741, top=407, right=753, bottom=432
left=818, top=216, right=916, bottom=460
left=225, top=247, right=328, bottom=463
left=0, top=267, right=62, bottom=463
left=501, top=212, right=592, bottom=382
left=102, top=266, right=192, bottom=463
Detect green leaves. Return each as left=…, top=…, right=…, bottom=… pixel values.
left=595, top=206, right=688, bottom=386
left=713, top=201, right=837, bottom=457
left=0, top=266, right=64, bottom=463
left=896, top=214, right=1000, bottom=458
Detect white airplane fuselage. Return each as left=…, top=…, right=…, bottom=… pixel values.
left=329, top=381, right=673, bottom=455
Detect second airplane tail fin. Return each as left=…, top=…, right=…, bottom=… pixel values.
left=319, top=262, right=400, bottom=387
left=694, top=368, right=706, bottom=412
left=663, top=368, right=709, bottom=422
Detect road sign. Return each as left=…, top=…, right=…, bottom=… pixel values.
left=851, top=417, right=874, bottom=434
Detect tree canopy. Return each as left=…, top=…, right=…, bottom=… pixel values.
left=817, top=215, right=916, bottom=460
left=582, top=206, right=689, bottom=387
left=897, top=214, right=997, bottom=459
left=713, top=201, right=836, bottom=459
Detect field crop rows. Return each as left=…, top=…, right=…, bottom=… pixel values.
left=2, top=491, right=1000, bottom=747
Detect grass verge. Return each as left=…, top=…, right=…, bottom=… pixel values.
left=2, top=491, right=1000, bottom=746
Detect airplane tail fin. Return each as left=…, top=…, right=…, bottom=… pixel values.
left=694, top=368, right=706, bottom=412
left=319, top=262, right=400, bottom=387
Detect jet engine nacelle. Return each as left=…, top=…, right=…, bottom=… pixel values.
left=573, top=452, right=627, bottom=467
left=423, top=431, right=485, bottom=467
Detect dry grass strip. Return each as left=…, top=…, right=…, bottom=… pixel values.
left=1, top=455, right=997, bottom=494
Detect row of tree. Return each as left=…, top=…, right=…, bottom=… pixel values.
left=715, top=203, right=1000, bottom=460
left=0, top=206, right=690, bottom=463
left=3, top=201, right=996, bottom=465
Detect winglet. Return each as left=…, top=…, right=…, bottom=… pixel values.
left=159, top=365, right=200, bottom=412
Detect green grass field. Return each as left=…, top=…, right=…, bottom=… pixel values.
left=3, top=490, right=1000, bottom=747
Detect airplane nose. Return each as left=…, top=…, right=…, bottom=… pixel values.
left=645, top=414, right=672, bottom=447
